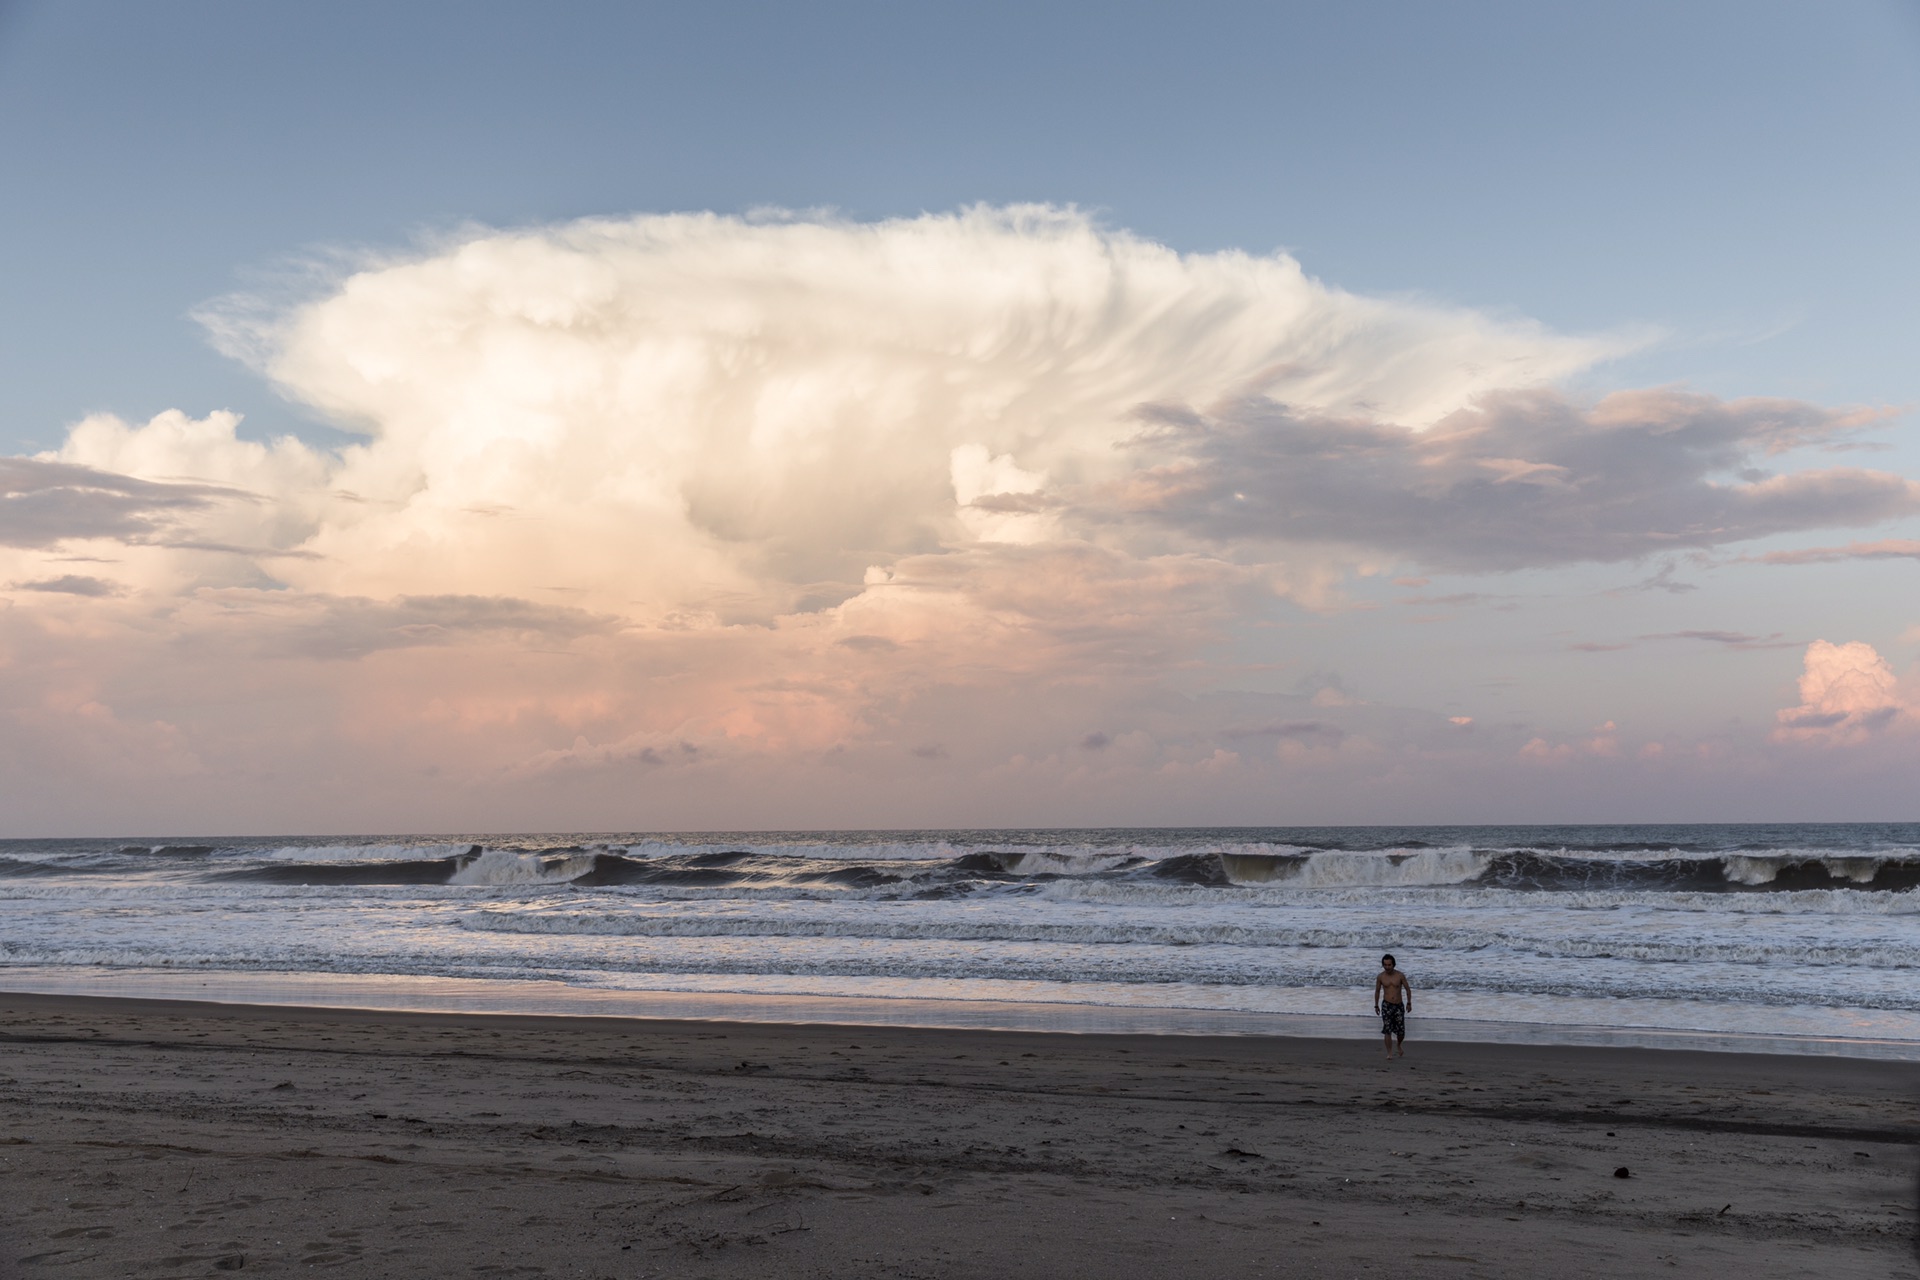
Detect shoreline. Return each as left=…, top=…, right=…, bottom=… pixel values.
left=3, top=966, right=1917, bottom=1061
left=1, top=991, right=1915, bottom=1277
left=6, top=986, right=1920, bottom=1076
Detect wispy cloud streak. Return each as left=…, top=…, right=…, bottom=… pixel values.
left=1759, top=538, right=1920, bottom=565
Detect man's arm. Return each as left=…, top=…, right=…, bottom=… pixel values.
left=1373, top=974, right=1383, bottom=1011
left=1401, top=974, right=1412, bottom=1013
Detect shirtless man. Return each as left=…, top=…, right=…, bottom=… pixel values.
left=1373, top=954, right=1412, bottom=1059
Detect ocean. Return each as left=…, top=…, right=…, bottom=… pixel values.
left=5, top=824, right=1918, bottom=1056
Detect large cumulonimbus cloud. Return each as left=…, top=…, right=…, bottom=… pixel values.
left=177, top=204, right=1616, bottom=617
left=0, top=206, right=1915, bottom=823
left=32, top=206, right=1912, bottom=612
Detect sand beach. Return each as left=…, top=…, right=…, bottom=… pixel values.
left=0, top=991, right=1913, bottom=1279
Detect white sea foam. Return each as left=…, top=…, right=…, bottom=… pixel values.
left=453, top=906, right=1920, bottom=968
left=447, top=849, right=596, bottom=886
left=616, top=838, right=1318, bottom=864
left=1721, top=854, right=1888, bottom=885
left=1035, top=879, right=1920, bottom=914
left=251, top=843, right=472, bottom=863
left=991, top=850, right=1141, bottom=876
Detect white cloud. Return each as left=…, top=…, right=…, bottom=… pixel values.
left=195, top=206, right=1610, bottom=617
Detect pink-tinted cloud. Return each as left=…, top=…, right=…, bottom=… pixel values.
left=1772, top=640, right=1918, bottom=745
left=1760, top=538, right=1920, bottom=565
left=1518, top=721, right=1621, bottom=763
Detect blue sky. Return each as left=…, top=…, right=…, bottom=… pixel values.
left=0, top=1, right=1917, bottom=831
left=5, top=1, right=1915, bottom=447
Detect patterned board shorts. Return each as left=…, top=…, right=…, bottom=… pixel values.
left=1380, top=1001, right=1406, bottom=1038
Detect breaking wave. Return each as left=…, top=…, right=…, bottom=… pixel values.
left=80, top=840, right=1920, bottom=895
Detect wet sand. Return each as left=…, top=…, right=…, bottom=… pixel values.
left=0, top=992, right=1914, bottom=1279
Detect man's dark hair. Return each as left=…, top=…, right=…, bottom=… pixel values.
left=1381, top=954, right=1395, bottom=965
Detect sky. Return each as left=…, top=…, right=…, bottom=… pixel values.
left=1, top=0, right=1917, bottom=834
